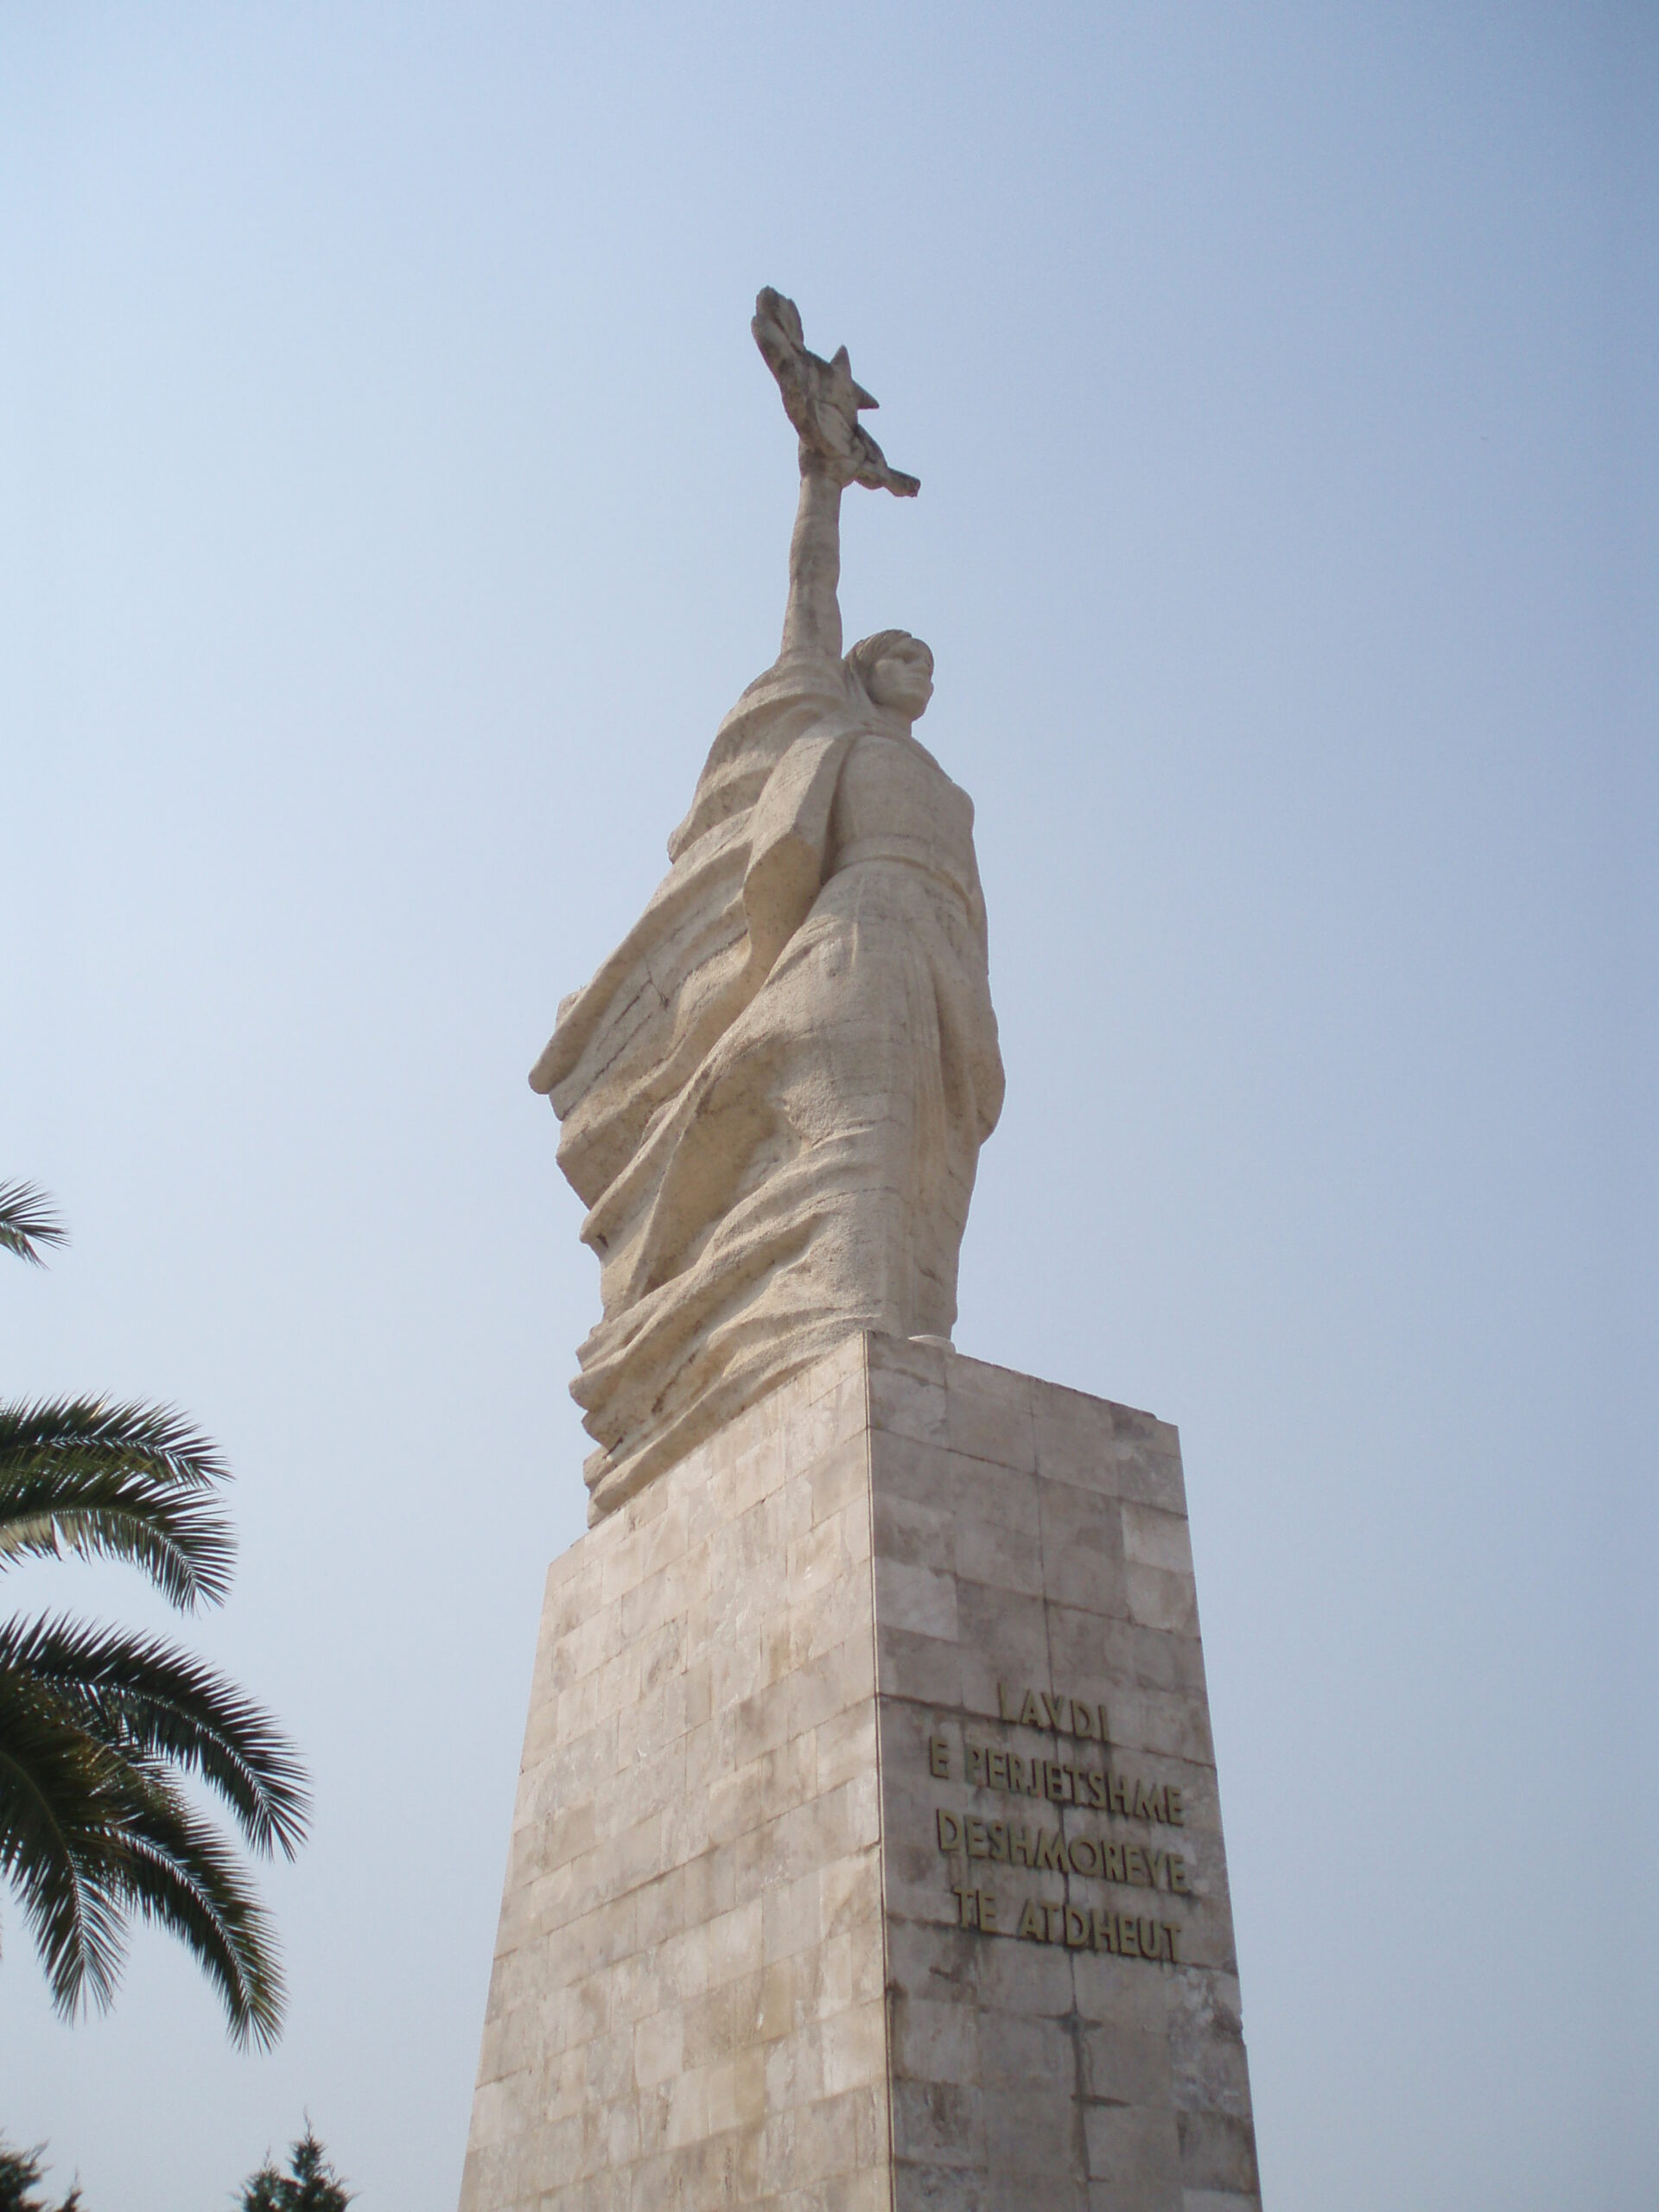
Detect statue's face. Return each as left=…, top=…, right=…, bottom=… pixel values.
left=868, top=638, right=935, bottom=720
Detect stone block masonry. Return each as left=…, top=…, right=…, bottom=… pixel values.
left=459, top=1335, right=1261, bottom=2212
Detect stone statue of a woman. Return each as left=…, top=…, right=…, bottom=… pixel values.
left=532, top=290, right=1004, bottom=1517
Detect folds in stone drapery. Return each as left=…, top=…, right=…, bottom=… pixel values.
left=531, top=651, right=1001, bottom=1520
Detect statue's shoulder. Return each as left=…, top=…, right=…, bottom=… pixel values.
left=667, top=653, right=855, bottom=863
left=731, top=649, right=852, bottom=721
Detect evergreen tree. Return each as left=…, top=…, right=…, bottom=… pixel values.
left=238, top=2125, right=352, bottom=2211
left=0, top=2136, right=80, bottom=2212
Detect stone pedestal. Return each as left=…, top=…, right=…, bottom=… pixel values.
left=460, top=1334, right=1262, bottom=2212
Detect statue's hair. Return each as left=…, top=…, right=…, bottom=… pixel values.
left=846, top=630, right=931, bottom=690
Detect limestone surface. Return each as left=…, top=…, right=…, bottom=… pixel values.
left=531, top=295, right=1003, bottom=1520
left=460, top=1337, right=1262, bottom=2212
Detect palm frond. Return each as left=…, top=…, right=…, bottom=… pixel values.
left=0, top=1197, right=307, bottom=2050
left=0, top=1669, right=131, bottom=2015
left=5, top=1616, right=310, bottom=1859
left=110, top=1769, right=286, bottom=2049
left=0, top=1639, right=296, bottom=2041
left=0, top=1183, right=67, bottom=1267
left=0, top=1399, right=234, bottom=1607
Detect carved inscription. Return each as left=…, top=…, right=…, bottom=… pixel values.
left=950, top=1885, right=1180, bottom=1961
left=957, top=1738, right=1185, bottom=1825
left=926, top=1681, right=1192, bottom=1969
left=996, top=1681, right=1109, bottom=1739
left=936, top=1808, right=1190, bottom=1891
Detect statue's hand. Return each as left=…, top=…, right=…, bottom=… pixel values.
left=753, top=288, right=920, bottom=499
left=798, top=439, right=861, bottom=492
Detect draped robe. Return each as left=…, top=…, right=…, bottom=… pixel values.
left=532, top=649, right=1004, bottom=1518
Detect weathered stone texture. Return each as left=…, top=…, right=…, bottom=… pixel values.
left=460, top=1336, right=1260, bottom=2211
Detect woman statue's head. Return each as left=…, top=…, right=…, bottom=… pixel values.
left=848, top=630, right=935, bottom=722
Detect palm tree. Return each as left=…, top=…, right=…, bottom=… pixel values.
left=0, top=1182, right=309, bottom=2047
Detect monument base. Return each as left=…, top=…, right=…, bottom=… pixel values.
left=461, top=1334, right=1262, bottom=2211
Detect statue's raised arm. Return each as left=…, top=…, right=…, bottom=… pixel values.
left=752, top=289, right=919, bottom=662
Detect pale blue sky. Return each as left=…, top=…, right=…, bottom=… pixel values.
left=2, top=7, right=1653, bottom=2208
